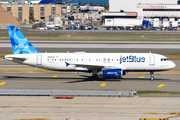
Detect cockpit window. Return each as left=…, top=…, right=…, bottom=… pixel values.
left=161, top=58, right=169, bottom=61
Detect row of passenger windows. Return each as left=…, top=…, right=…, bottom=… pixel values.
left=161, top=58, right=169, bottom=61
left=47, top=59, right=121, bottom=61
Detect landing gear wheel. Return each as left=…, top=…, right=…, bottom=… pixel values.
left=90, top=74, right=98, bottom=81
left=90, top=76, right=95, bottom=81
left=150, top=71, right=154, bottom=81
left=150, top=77, right=154, bottom=81
left=94, top=74, right=98, bottom=80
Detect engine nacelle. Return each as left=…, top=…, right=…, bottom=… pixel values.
left=98, top=69, right=122, bottom=78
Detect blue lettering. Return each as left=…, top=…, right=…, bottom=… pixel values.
left=142, top=57, right=145, bottom=62
left=129, top=55, right=134, bottom=62
left=137, top=57, right=141, bottom=62
left=120, top=55, right=122, bottom=64
left=123, top=57, right=126, bottom=62
left=119, top=55, right=145, bottom=64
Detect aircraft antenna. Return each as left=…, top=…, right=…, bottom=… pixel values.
left=149, top=51, right=151, bottom=54
left=67, top=51, right=69, bottom=53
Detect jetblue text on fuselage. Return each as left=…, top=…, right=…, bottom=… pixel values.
left=120, top=55, right=145, bottom=64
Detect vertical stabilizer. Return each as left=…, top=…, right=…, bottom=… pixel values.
left=7, top=26, right=41, bottom=54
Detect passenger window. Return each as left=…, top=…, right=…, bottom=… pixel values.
left=60, top=59, right=61, bottom=61
left=161, top=58, right=163, bottom=61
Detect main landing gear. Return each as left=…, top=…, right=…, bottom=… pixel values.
left=90, top=71, right=98, bottom=81
left=150, top=71, right=154, bottom=81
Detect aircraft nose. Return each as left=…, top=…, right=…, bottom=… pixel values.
left=170, top=61, right=176, bottom=69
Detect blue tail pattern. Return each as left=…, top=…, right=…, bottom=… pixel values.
left=7, top=26, right=41, bottom=54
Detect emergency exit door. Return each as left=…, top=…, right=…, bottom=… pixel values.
left=37, top=55, right=42, bottom=65
left=149, top=55, right=155, bottom=66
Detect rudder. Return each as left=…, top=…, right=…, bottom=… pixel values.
left=7, top=26, right=41, bottom=54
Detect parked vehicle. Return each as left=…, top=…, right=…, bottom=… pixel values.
left=87, top=28, right=92, bottom=30
left=106, top=27, right=111, bottom=30
left=38, top=26, right=48, bottom=30
left=94, top=28, right=99, bottom=30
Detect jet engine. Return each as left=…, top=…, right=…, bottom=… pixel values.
left=98, top=69, right=123, bottom=78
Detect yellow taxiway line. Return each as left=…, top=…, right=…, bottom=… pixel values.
left=157, top=84, right=166, bottom=88
left=0, top=82, right=6, bottom=85
left=100, top=83, right=106, bottom=86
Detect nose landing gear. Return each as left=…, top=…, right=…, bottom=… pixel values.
left=150, top=71, right=154, bottom=81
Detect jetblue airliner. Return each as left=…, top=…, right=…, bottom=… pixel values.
left=4, top=26, right=176, bottom=80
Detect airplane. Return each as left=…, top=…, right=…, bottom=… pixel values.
left=4, top=26, right=176, bottom=81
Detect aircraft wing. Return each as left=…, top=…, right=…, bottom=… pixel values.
left=65, top=62, right=126, bottom=71
left=65, top=62, right=105, bottom=70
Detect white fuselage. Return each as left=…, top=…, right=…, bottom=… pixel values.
left=4, top=52, right=176, bottom=73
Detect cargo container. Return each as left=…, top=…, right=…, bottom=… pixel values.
left=153, top=21, right=161, bottom=27
left=163, top=21, right=169, bottom=27
left=172, top=21, right=178, bottom=27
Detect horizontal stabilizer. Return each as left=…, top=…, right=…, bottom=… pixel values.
left=4, top=54, right=27, bottom=60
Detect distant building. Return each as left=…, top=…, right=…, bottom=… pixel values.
left=0, top=4, right=61, bottom=23
left=109, top=0, right=180, bottom=19
left=39, top=0, right=109, bottom=8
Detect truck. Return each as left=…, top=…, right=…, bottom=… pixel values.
left=54, top=17, right=62, bottom=30
left=104, top=18, right=142, bottom=27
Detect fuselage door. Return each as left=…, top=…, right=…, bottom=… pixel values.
left=37, top=55, right=42, bottom=65
left=149, top=55, right=155, bottom=66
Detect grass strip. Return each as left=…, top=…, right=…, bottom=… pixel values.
left=67, top=89, right=180, bottom=95
left=137, top=91, right=180, bottom=95
left=1, top=36, right=180, bottom=41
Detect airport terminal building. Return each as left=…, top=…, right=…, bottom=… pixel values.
left=109, top=0, right=180, bottom=19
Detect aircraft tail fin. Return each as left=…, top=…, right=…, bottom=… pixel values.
left=7, top=26, right=41, bottom=54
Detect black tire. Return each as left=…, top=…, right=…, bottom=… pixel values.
left=90, top=76, right=94, bottom=81
left=94, top=74, right=98, bottom=80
